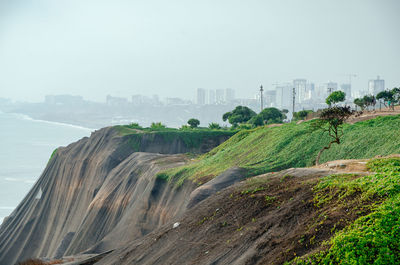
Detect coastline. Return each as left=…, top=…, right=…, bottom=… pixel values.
left=0, top=112, right=93, bottom=227
left=14, top=113, right=95, bottom=132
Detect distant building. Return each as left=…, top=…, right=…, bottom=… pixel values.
left=326, top=82, right=338, bottom=94
left=225, top=88, right=235, bottom=103
left=275, top=83, right=292, bottom=109
left=152, top=95, right=160, bottom=105
left=106, top=95, right=128, bottom=106
left=306, top=83, right=315, bottom=101
left=234, top=98, right=258, bottom=109
left=131, top=95, right=146, bottom=105
left=368, top=76, right=385, bottom=95
left=208, top=90, right=216, bottom=105
left=293, top=79, right=307, bottom=103
left=45, top=95, right=84, bottom=105
left=264, top=90, right=276, bottom=107
left=317, top=82, right=338, bottom=99
left=165, top=97, right=190, bottom=105
left=340, top=84, right=351, bottom=99
left=216, top=89, right=225, bottom=104
left=197, top=88, right=206, bottom=105
left=131, top=94, right=160, bottom=106
left=313, top=85, right=328, bottom=101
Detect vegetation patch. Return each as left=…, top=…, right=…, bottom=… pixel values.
left=47, top=148, right=58, bottom=165
left=158, top=115, right=400, bottom=186
left=115, top=125, right=236, bottom=152
left=290, top=157, right=400, bottom=264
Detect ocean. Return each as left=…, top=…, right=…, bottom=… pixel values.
left=0, top=111, right=92, bottom=224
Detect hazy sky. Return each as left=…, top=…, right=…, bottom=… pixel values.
left=0, top=0, right=399, bottom=102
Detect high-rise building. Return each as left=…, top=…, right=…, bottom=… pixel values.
left=197, top=88, right=206, bottom=105
left=208, top=89, right=216, bottom=105
left=340, top=84, right=351, bottom=99
left=216, top=89, right=225, bottom=104
left=275, top=83, right=292, bottom=109
left=225, top=88, right=235, bottom=103
left=265, top=90, right=276, bottom=107
left=293, top=79, right=307, bottom=103
left=326, top=82, right=338, bottom=94
left=368, top=76, right=385, bottom=95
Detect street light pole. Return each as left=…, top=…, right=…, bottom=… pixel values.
left=260, top=85, right=264, bottom=112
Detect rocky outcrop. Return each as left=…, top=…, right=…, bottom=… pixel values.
left=0, top=127, right=234, bottom=264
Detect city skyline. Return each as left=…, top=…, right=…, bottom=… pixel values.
left=0, top=75, right=391, bottom=107
left=1, top=74, right=393, bottom=104
left=0, top=0, right=399, bottom=102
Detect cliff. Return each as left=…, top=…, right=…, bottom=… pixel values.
left=2, top=115, right=400, bottom=264
left=0, top=127, right=233, bottom=264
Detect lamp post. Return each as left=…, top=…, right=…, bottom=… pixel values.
left=260, top=85, right=264, bottom=112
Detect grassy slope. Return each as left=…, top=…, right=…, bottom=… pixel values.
left=150, top=116, right=400, bottom=264
left=291, top=157, right=400, bottom=264
left=159, top=115, right=400, bottom=185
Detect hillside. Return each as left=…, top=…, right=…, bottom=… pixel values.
left=159, top=114, right=400, bottom=185
left=1, top=115, right=400, bottom=264
left=99, top=156, right=400, bottom=265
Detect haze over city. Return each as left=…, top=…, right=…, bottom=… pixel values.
left=1, top=0, right=399, bottom=102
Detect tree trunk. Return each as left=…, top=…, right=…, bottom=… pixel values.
left=315, top=140, right=337, bottom=166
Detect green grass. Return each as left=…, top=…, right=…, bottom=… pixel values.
left=158, top=115, right=400, bottom=185
left=47, top=148, right=58, bottom=164
left=114, top=125, right=237, bottom=152
left=291, top=157, right=400, bottom=264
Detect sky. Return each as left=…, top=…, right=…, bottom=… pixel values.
left=0, top=0, right=399, bottom=102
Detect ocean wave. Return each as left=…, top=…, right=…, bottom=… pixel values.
left=4, top=177, right=36, bottom=184
left=12, top=113, right=94, bottom=132
left=0, top=206, right=15, bottom=210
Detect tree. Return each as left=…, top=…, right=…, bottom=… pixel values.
left=150, top=122, right=166, bottom=129
left=249, top=115, right=264, bottom=127
left=222, top=106, right=257, bottom=126
left=208, top=122, right=221, bottom=129
left=326, top=91, right=346, bottom=106
left=376, top=90, right=394, bottom=109
left=312, top=106, right=353, bottom=165
left=187, top=118, right=200, bottom=128
left=392, top=87, right=400, bottom=105
left=363, top=95, right=376, bottom=110
left=354, top=98, right=366, bottom=111
left=248, top=108, right=286, bottom=127
left=293, top=110, right=314, bottom=121
left=259, top=107, right=287, bottom=124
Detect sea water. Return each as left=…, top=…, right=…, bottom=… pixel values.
left=0, top=112, right=92, bottom=224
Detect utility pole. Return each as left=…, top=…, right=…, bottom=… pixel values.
left=260, top=85, right=264, bottom=112
left=292, top=87, right=296, bottom=115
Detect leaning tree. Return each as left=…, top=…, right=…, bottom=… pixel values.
left=312, top=106, right=353, bottom=165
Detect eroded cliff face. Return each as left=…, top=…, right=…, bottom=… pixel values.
left=0, top=127, right=232, bottom=264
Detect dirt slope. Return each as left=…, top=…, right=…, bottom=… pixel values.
left=97, top=162, right=371, bottom=265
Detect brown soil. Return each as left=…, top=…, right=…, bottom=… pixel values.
left=299, top=106, right=400, bottom=125
left=97, top=166, right=376, bottom=265
left=347, top=107, right=400, bottom=124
